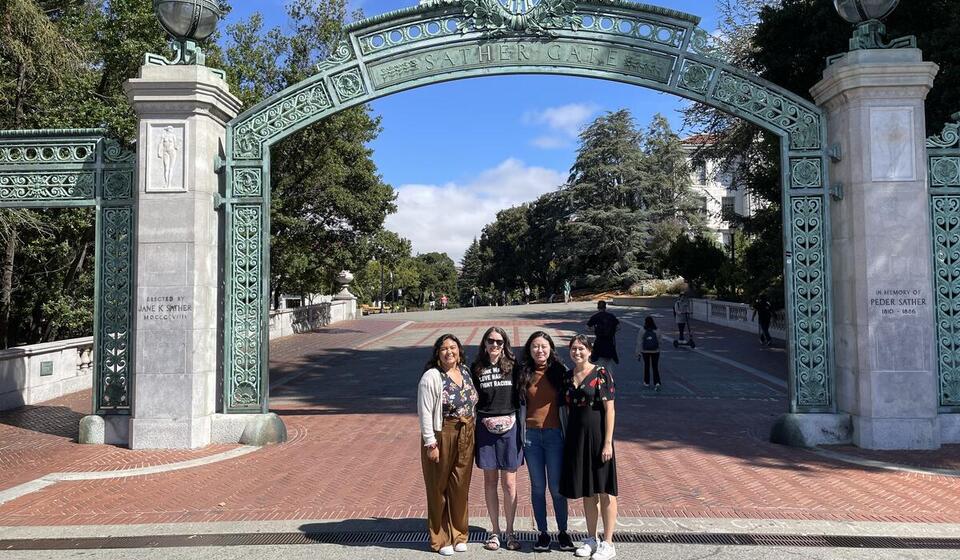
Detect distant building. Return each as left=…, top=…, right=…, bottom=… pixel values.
left=682, top=134, right=758, bottom=249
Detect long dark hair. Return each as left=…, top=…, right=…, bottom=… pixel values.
left=644, top=316, right=657, bottom=330
left=518, top=331, right=564, bottom=392
left=471, top=326, right=516, bottom=377
left=423, top=333, right=464, bottom=373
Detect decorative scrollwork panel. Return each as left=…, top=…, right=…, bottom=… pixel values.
left=226, top=204, right=265, bottom=411
left=932, top=196, right=960, bottom=406
left=931, top=157, right=960, bottom=187
left=0, top=142, right=97, bottom=165
left=97, top=207, right=134, bottom=412
left=0, top=172, right=96, bottom=200
left=791, top=158, right=823, bottom=189
left=790, top=196, right=830, bottom=409
left=233, top=81, right=332, bottom=160
left=713, top=71, right=821, bottom=151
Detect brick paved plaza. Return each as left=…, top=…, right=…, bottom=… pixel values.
left=2, top=301, right=960, bottom=530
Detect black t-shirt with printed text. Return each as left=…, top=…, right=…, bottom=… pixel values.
left=472, top=363, right=518, bottom=417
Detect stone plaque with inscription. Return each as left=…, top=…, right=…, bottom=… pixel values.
left=138, top=287, right=194, bottom=329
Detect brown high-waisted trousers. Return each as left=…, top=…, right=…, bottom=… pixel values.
left=421, top=416, right=475, bottom=551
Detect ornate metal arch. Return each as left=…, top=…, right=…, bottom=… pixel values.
left=223, top=0, right=833, bottom=414
left=0, top=129, right=136, bottom=414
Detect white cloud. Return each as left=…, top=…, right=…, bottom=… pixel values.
left=523, top=103, right=600, bottom=149
left=385, top=159, right=564, bottom=263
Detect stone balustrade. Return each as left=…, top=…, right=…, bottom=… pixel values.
left=0, top=337, right=93, bottom=411
left=267, top=300, right=358, bottom=340
left=688, top=298, right=786, bottom=339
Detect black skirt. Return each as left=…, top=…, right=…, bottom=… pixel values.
left=560, top=402, right=618, bottom=498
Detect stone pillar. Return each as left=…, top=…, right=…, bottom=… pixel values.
left=125, top=65, right=241, bottom=449
left=812, top=49, right=940, bottom=449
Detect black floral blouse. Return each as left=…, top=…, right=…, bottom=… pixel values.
left=563, top=365, right=615, bottom=408
left=441, top=365, right=479, bottom=418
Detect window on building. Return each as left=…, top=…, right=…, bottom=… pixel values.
left=721, top=196, right=736, bottom=222
left=695, top=162, right=708, bottom=184
left=695, top=196, right=708, bottom=216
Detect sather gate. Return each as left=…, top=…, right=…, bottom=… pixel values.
left=222, top=0, right=833, bottom=415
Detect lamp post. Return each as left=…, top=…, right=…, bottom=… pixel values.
left=152, top=0, right=223, bottom=66
left=832, top=0, right=911, bottom=51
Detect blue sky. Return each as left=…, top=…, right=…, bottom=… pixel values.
left=223, top=1, right=722, bottom=261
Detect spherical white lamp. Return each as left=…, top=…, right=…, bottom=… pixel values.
left=153, top=0, right=223, bottom=65
left=833, top=0, right=900, bottom=24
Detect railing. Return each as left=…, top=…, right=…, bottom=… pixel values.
left=0, top=337, right=93, bottom=411
left=689, top=299, right=786, bottom=340
left=267, top=299, right=358, bottom=340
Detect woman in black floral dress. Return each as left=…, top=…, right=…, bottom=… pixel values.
left=560, top=334, right=618, bottom=560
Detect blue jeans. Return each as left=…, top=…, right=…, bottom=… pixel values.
left=523, top=427, right=567, bottom=532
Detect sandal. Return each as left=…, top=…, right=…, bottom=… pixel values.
left=505, top=533, right=522, bottom=551
left=483, top=533, right=500, bottom=551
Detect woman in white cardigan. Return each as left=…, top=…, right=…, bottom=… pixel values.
left=418, top=333, right=478, bottom=556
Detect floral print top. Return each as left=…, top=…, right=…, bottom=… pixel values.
left=441, top=365, right=479, bottom=418
left=563, top=365, right=615, bottom=408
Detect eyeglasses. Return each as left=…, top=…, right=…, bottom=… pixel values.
left=485, top=339, right=504, bottom=346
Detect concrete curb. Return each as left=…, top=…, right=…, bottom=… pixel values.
left=2, top=516, right=959, bottom=540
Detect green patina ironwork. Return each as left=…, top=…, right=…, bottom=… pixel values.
left=0, top=130, right=136, bottom=414
left=929, top=115, right=960, bottom=408
left=223, top=0, right=834, bottom=413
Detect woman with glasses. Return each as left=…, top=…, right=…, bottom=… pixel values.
left=471, top=327, right=523, bottom=551
left=418, top=334, right=478, bottom=556
left=518, top=331, right=575, bottom=552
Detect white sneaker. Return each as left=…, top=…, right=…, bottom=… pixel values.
left=575, top=537, right=598, bottom=558
left=438, top=545, right=455, bottom=556
left=454, top=542, right=468, bottom=552
left=592, top=540, right=616, bottom=560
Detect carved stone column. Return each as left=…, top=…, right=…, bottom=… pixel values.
left=125, top=64, right=241, bottom=448
left=812, top=48, right=940, bottom=449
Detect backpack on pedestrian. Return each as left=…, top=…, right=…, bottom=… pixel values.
left=640, top=328, right=660, bottom=352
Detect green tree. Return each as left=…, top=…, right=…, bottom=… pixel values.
left=564, top=109, right=651, bottom=288
left=478, top=205, right=530, bottom=292
left=221, top=0, right=396, bottom=308
left=458, top=238, right=483, bottom=306
left=665, top=234, right=727, bottom=295
left=415, top=252, right=457, bottom=306
left=639, top=114, right=705, bottom=272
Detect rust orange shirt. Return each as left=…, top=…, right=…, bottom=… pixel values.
left=526, top=364, right=560, bottom=429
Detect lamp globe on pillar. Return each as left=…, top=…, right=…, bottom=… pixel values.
left=153, top=0, right=223, bottom=66
left=833, top=0, right=903, bottom=50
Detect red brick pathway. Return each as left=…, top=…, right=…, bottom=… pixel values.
left=2, top=313, right=960, bottom=526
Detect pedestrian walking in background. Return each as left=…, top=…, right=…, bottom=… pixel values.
left=417, top=334, right=478, bottom=556
left=440, top=294, right=448, bottom=310
left=518, top=331, right=575, bottom=552
left=751, top=296, right=773, bottom=346
left=587, top=300, right=620, bottom=374
left=673, top=294, right=691, bottom=342
left=636, top=316, right=661, bottom=390
left=564, top=279, right=572, bottom=304
left=561, top=335, right=619, bottom=560
left=471, top=327, right=524, bottom=551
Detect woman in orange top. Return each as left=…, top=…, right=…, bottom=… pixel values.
left=517, top=331, right=575, bottom=552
